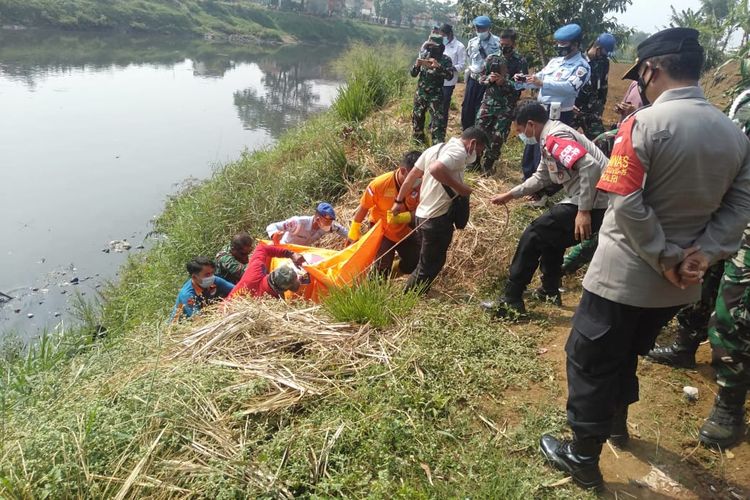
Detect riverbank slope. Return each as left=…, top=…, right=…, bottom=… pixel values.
left=0, top=0, right=420, bottom=45
left=1, top=50, right=749, bottom=498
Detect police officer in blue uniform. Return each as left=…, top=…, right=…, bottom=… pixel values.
left=519, top=24, right=591, bottom=201
left=461, top=15, right=500, bottom=130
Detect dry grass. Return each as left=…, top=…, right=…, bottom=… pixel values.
left=170, top=299, right=402, bottom=406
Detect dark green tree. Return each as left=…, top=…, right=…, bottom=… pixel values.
left=670, top=0, right=744, bottom=70
left=375, top=0, right=404, bottom=23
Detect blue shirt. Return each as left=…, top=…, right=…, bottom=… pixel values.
left=171, top=276, right=234, bottom=321
left=534, top=52, right=590, bottom=111
left=266, top=215, right=348, bottom=246
left=466, top=33, right=501, bottom=76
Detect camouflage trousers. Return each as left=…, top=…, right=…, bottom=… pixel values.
left=674, top=261, right=724, bottom=340
left=475, top=102, right=513, bottom=164
left=561, top=233, right=599, bottom=274
left=709, top=227, right=750, bottom=388
left=593, top=128, right=618, bottom=158
left=571, top=110, right=606, bottom=141
left=412, top=93, right=445, bottom=144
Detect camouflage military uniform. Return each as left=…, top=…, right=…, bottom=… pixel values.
left=215, top=244, right=247, bottom=284
left=410, top=53, right=455, bottom=144
left=709, top=227, right=750, bottom=387
left=475, top=50, right=528, bottom=173
left=707, top=90, right=750, bottom=389
left=571, top=55, right=609, bottom=140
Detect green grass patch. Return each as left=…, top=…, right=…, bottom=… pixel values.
left=322, top=277, right=421, bottom=327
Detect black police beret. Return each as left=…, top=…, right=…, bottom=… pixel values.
left=622, top=27, right=703, bottom=80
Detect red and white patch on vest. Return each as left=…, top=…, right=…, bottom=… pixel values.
left=545, top=135, right=586, bottom=169
left=596, top=116, right=646, bottom=195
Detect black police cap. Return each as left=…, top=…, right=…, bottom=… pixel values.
left=440, top=23, right=453, bottom=35
left=622, top=27, right=703, bottom=80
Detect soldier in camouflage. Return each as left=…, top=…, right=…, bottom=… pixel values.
left=699, top=88, right=750, bottom=448
left=475, top=29, right=528, bottom=175
left=410, top=35, right=455, bottom=144
left=215, top=232, right=254, bottom=284
left=645, top=262, right=724, bottom=367
left=571, top=33, right=615, bottom=140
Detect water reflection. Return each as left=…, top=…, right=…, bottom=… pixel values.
left=234, top=58, right=325, bottom=135
left=0, top=31, right=342, bottom=139
left=0, top=30, right=342, bottom=338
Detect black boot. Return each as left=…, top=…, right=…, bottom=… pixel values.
left=532, top=286, right=562, bottom=306
left=608, top=406, right=629, bottom=448
left=540, top=434, right=603, bottom=490
left=480, top=298, right=526, bottom=318
left=480, top=157, right=496, bottom=177
left=646, top=329, right=701, bottom=369
left=699, top=386, right=747, bottom=448
left=480, top=281, right=526, bottom=318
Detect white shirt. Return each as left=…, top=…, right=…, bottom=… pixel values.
left=414, top=138, right=472, bottom=219
left=466, top=33, right=501, bottom=76
left=442, top=37, right=466, bottom=87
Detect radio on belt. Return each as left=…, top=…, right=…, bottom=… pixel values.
left=549, top=102, right=562, bottom=120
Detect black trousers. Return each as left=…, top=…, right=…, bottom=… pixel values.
left=375, top=233, right=421, bottom=276
left=405, top=213, right=454, bottom=293
left=566, top=290, right=682, bottom=441
left=461, top=77, right=485, bottom=130
left=505, top=203, right=605, bottom=297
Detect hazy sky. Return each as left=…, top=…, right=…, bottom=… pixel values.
left=617, top=0, right=702, bottom=33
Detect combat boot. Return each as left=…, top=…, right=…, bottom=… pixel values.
left=480, top=158, right=496, bottom=177
left=540, top=434, right=604, bottom=490
left=699, top=386, right=747, bottom=448
left=646, top=329, right=701, bottom=369
left=608, top=406, right=629, bottom=448
left=532, top=286, right=563, bottom=306
left=480, top=281, right=526, bottom=318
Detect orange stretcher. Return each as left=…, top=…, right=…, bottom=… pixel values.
left=267, top=221, right=384, bottom=302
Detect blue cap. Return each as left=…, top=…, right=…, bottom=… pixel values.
left=596, top=33, right=616, bottom=54
left=316, top=202, right=336, bottom=219
left=554, top=23, right=582, bottom=42
left=473, top=15, right=491, bottom=28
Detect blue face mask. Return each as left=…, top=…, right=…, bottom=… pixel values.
left=199, top=275, right=215, bottom=288
left=518, top=132, right=537, bottom=146
left=442, top=37, right=449, bottom=45
left=478, top=31, right=490, bottom=41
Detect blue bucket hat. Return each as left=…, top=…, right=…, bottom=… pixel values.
left=316, top=202, right=336, bottom=220
left=473, top=16, right=491, bottom=29
left=554, top=23, right=582, bottom=43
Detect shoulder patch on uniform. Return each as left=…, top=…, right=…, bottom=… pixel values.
left=596, top=117, right=646, bottom=195
left=544, top=135, right=586, bottom=169
left=576, top=67, right=587, bottom=77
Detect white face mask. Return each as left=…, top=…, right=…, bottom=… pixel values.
left=478, top=31, right=490, bottom=41
left=518, top=123, right=538, bottom=145
left=518, top=133, right=538, bottom=146
left=466, top=141, right=477, bottom=164
left=199, top=275, right=215, bottom=288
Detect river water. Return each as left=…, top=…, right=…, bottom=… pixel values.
left=0, top=30, right=343, bottom=341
